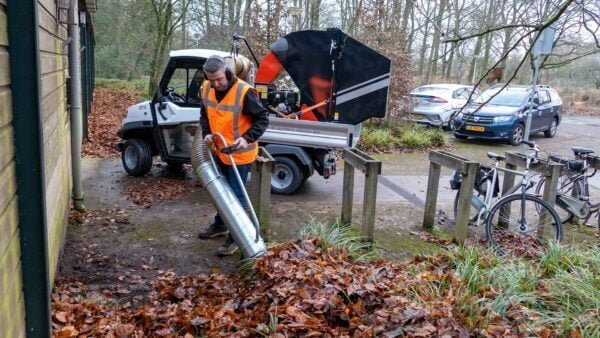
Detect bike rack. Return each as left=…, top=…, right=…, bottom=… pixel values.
left=340, top=148, right=382, bottom=243
left=249, top=147, right=275, bottom=240
left=502, top=152, right=563, bottom=234
left=423, top=151, right=479, bottom=244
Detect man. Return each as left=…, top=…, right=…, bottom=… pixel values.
left=198, top=55, right=269, bottom=256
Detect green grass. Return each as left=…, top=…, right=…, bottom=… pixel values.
left=359, top=120, right=446, bottom=152
left=95, top=78, right=150, bottom=97
left=412, top=244, right=600, bottom=335
left=299, top=218, right=378, bottom=261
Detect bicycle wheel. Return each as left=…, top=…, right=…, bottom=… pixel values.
left=535, top=175, right=576, bottom=224
left=485, top=194, right=562, bottom=257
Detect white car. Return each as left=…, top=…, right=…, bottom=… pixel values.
left=405, top=84, right=481, bottom=130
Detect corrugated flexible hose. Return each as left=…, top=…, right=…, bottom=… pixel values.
left=191, top=131, right=266, bottom=258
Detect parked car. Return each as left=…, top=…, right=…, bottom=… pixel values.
left=453, top=85, right=563, bottom=146
left=405, top=84, right=481, bottom=130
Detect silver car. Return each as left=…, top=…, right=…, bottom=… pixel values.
left=405, top=84, right=481, bottom=130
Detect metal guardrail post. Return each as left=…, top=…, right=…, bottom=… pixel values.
left=341, top=148, right=381, bottom=243
left=250, top=147, right=274, bottom=240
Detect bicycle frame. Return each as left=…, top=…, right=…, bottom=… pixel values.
left=554, top=155, right=600, bottom=221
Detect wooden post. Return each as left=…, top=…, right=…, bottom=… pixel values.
left=422, top=162, right=441, bottom=231
left=250, top=148, right=274, bottom=240
left=454, top=162, right=478, bottom=244
left=361, top=162, right=380, bottom=242
left=341, top=161, right=355, bottom=225
left=499, top=161, right=517, bottom=228
left=539, top=163, right=562, bottom=238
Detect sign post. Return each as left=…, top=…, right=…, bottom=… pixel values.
left=524, top=25, right=556, bottom=142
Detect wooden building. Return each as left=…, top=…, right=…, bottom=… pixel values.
left=0, top=0, right=95, bottom=335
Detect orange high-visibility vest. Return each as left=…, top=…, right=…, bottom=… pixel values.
left=202, top=78, right=258, bottom=165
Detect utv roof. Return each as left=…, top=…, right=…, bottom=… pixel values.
left=169, top=49, right=231, bottom=59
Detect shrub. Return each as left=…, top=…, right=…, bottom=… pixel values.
left=359, top=126, right=398, bottom=152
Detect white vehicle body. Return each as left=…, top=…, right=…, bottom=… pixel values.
left=405, top=84, right=481, bottom=128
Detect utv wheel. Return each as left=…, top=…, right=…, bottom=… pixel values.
left=509, top=124, right=525, bottom=146
left=271, top=156, right=304, bottom=195
left=122, top=139, right=153, bottom=176
left=544, top=118, right=558, bottom=138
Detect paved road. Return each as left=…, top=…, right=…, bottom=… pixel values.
left=286, top=114, right=600, bottom=207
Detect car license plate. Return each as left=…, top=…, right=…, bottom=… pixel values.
left=409, top=114, right=423, bottom=120
left=466, top=125, right=485, bottom=132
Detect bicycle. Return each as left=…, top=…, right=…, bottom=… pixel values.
left=534, top=146, right=600, bottom=229
left=450, top=141, right=563, bottom=256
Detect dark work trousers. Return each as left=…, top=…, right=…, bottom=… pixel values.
left=213, top=156, right=251, bottom=230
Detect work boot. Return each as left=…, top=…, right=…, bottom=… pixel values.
left=216, top=235, right=239, bottom=256
left=198, top=223, right=228, bottom=239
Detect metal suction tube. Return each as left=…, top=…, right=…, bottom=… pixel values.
left=191, top=131, right=266, bottom=258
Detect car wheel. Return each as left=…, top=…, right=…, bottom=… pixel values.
left=509, top=124, right=525, bottom=146
left=122, top=139, right=153, bottom=176
left=544, top=118, right=558, bottom=138
left=454, top=133, right=468, bottom=140
left=271, top=156, right=304, bottom=195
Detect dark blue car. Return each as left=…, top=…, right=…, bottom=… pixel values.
left=453, top=85, right=562, bottom=146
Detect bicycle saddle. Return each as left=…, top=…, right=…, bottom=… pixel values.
left=487, top=152, right=506, bottom=161
left=571, top=146, right=594, bottom=155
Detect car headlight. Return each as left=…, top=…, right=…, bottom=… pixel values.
left=493, top=115, right=514, bottom=123
left=455, top=112, right=464, bottom=120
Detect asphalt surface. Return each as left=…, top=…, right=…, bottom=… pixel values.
left=293, top=114, right=600, bottom=207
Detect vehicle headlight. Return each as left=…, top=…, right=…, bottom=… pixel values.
left=455, top=112, right=464, bottom=120
left=493, top=115, right=514, bottom=123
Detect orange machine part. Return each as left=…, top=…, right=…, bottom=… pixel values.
left=255, top=52, right=283, bottom=84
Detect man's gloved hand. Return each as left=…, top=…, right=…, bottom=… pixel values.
left=203, top=134, right=214, bottom=145
left=234, top=137, right=249, bottom=150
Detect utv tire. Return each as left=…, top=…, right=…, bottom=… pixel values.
left=122, top=138, right=153, bottom=176
left=271, top=156, right=304, bottom=195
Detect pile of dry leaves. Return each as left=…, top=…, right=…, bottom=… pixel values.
left=82, top=87, right=141, bottom=158
left=122, top=176, right=198, bottom=207
left=52, top=237, right=542, bottom=337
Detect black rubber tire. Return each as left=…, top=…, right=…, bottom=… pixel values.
left=454, top=133, right=468, bottom=140
left=271, top=156, right=304, bottom=195
left=544, top=118, right=558, bottom=138
left=485, top=193, right=562, bottom=256
left=509, top=124, right=525, bottom=146
left=121, top=138, right=153, bottom=176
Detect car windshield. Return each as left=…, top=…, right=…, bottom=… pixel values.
left=481, top=90, right=527, bottom=107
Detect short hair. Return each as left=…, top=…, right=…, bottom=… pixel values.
left=203, top=55, right=226, bottom=74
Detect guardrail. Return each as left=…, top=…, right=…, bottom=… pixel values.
left=340, top=148, right=382, bottom=243
left=423, top=151, right=479, bottom=244
left=250, top=147, right=275, bottom=240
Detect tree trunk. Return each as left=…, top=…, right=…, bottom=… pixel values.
left=425, top=0, right=448, bottom=83
left=479, top=0, right=495, bottom=77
